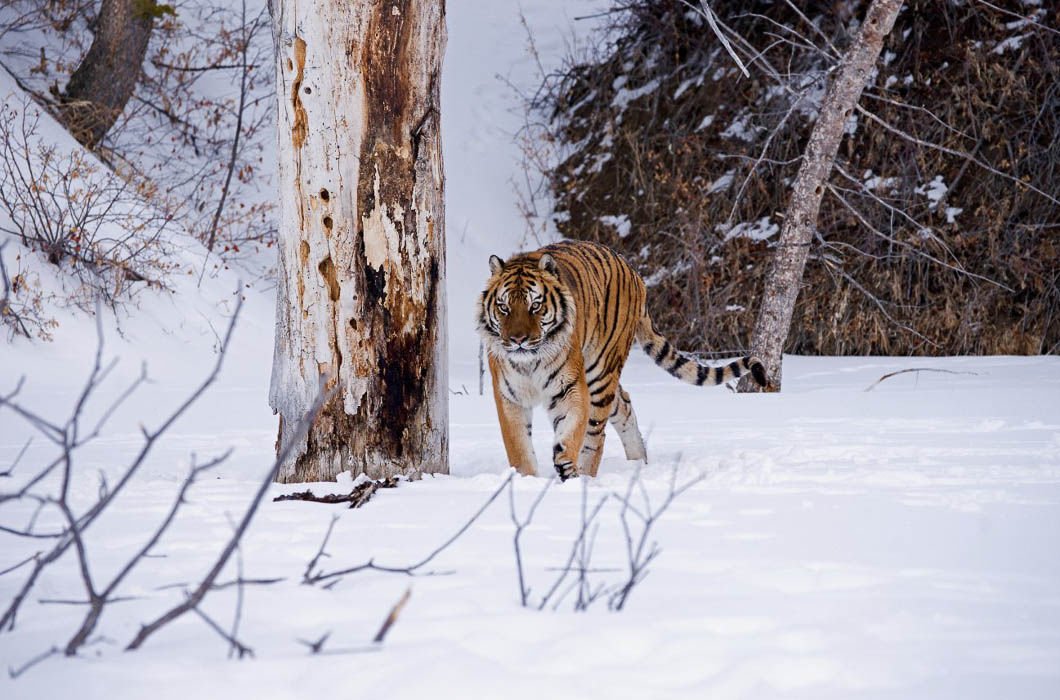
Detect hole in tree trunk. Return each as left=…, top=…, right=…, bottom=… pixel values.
left=323, top=216, right=333, bottom=230
left=318, top=256, right=340, bottom=302
left=320, top=188, right=330, bottom=201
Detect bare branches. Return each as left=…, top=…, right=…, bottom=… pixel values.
left=531, top=0, right=1060, bottom=357
left=297, top=631, right=331, bottom=654
left=509, top=477, right=554, bottom=606
left=855, top=104, right=1060, bottom=209
left=609, top=462, right=703, bottom=611
left=0, top=553, right=39, bottom=578
left=0, top=292, right=244, bottom=633
left=62, top=451, right=231, bottom=656
left=686, top=1, right=750, bottom=77
left=0, top=102, right=174, bottom=312
left=125, top=378, right=329, bottom=651
left=0, top=242, right=44, bottom=340
left=303, top=474, right=515, bottom=586
left=504, top=464, right=700, bottom=613
left=192, top=605, right=253, bottom=659
left=536, top=481, right=609, bottom=612
left=201, top=0, right=258, bottom=268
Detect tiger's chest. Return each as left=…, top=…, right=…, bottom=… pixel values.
left=497, top=353, right=576, bottom=408
left=497, top=361, right=548, bottom=406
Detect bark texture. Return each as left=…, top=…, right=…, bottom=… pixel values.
left=270, top=0, right=448, bottom=481
left=740, top=0, right=903, bottom=392
left=60, top=0, right=157, bottom=149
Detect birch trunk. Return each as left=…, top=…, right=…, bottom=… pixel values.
left=269, top=0, right=448, bottom=481
left=739, top=0, right=903, bottom=392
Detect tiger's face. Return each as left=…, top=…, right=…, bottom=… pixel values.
left=477, top=252, right=573, bottom=362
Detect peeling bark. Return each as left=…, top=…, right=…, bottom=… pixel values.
left=270, top=0, right=448, bottom=481
left=739, top=0, right=903, bottom=392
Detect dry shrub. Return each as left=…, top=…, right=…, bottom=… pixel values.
left=0, top=242, right=57, bottom=341
left=0, top=100, right=176, bottom=313
left=531, top=0, right=1059, bottom=355
left=0, top=0, right=276, bottom=258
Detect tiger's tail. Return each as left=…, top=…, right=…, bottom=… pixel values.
left=635, top=316, right=768, bottom=388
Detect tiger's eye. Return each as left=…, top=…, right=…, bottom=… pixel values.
left=530, top=302, right=542, bottom=313
left=498, top=303, right=510, bottom=315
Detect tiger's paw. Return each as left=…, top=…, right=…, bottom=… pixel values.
left=554, top=460, right=579, bottom=481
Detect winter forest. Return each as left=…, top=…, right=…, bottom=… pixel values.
left=1, top=0, right=1058, bottom=696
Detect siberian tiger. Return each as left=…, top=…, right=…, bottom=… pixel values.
left=476, top=239, right=767, bottom=480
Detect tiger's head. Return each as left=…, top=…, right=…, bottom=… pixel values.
left=476, top=252, right=574, bottom=364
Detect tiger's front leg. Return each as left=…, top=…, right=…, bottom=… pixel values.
left=490, top=359, right=538, bottom=476
left=545, top=362, right=589, bottom=481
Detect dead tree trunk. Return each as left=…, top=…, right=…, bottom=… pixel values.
left=59, top=0, right=160, bottom=149
left=739, top=0, right=903, bottom=392
left=269, top=0, right=448, bottom=482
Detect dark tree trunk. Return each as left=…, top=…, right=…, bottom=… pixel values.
left=59, top=0, right=156, bottom=149
left=739, top=0, right=904, bottom=392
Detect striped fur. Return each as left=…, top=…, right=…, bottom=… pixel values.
left=477, top=240, right=766, bottom=481
left=637, top=319, right=768, bottom=387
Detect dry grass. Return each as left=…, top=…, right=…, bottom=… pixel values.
left=530, top=0, right=1059, bottom=355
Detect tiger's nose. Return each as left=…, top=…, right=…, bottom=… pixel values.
left=509, top=333, right=528, bottom=345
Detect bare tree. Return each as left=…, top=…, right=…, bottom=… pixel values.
left=269, top=0, right=448, bottom=481
left=740, top=0, right=904, bottom=391
left=58, top=0, right=170, bottom=148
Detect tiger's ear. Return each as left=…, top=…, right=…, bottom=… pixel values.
left=538, top=253, right=558, bottom=275
left=489, top=255, right=504, bottom=275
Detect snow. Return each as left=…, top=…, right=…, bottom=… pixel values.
left=993, top=34, right=1030, bottom=55
left=915, top=175, right=949, bottom=211
left=3, top=0, right=1060, bottom=697
left=440, top=0, right=609, bottom=357
left=707, top=169, right=735, bottom=195
left=718, top=217, right=780, bottom=243
left=611, top=77, right=662, bottom=115
left=862, top=170, right=899, bottom=194
left=642, top=259, right=692, bottom=288
left=598, top=214, right=632, bottom=238
left=695, top=113, right=716, bottom=131
left=3, top=352, right=1060, bottom=698
left=721, top=113, right=762, bottom=142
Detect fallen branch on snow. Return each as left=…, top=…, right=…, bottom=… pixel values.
left=273, top=476, right=400, bottom=509
left=864, top=367, right=980, bottom=392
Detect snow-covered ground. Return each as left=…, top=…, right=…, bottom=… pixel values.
left=2, top=353, right=1059, bottom=698
left=3, top=0, right=1060, bottom=697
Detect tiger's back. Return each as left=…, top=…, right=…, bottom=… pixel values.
left=540, top=240, right=646, bottom=386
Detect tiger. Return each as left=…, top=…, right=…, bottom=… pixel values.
left=476, top=239, right=767, bottom=481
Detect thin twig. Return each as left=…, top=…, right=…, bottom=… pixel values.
left=306, top=474, right=515, bottom=585
left=864, top=367, right=980, bottom=392
left=509, top=477, right=554, bottom=606
left=372, top=587, right=412, bottom=644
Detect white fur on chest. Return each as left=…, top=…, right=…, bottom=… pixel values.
left=497, top=351, right=567, bottom=408
left=500, top=359, right=544, bottom=406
